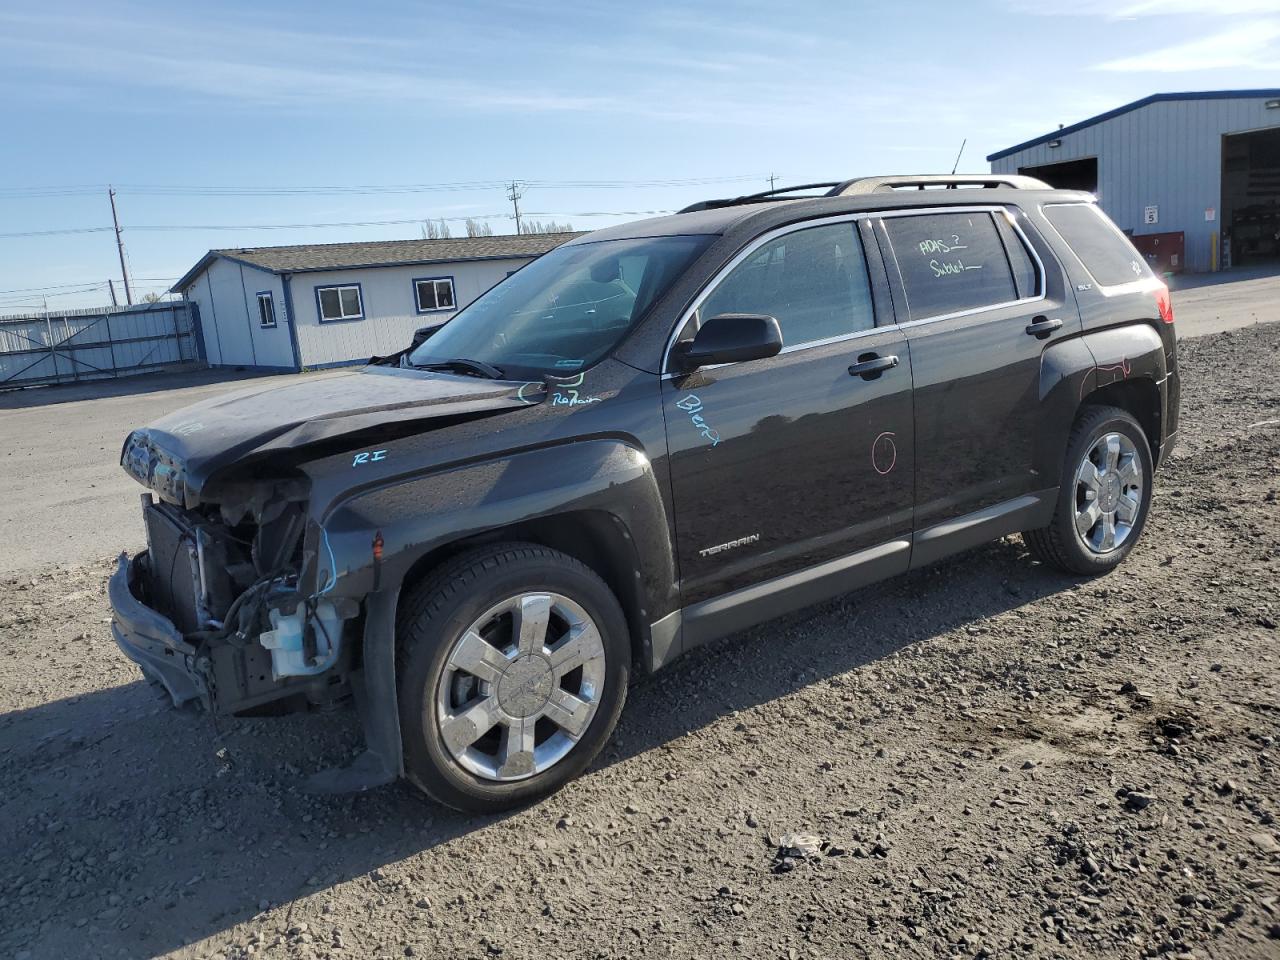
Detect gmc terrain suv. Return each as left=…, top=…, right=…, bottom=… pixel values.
left=112, top=175, right=1179, bottom=811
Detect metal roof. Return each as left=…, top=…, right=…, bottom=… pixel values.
left=172, top=232, right=583, bottom=292
left=986, top=89, right=1280, bottom=162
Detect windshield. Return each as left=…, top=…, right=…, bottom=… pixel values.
left=407, top=234, right=713, bottom=379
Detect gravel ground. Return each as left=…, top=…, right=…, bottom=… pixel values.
left=1, top=323, right=1278, bottom=960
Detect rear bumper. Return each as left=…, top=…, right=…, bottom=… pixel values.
left=109, top=551, right=209, bottom=709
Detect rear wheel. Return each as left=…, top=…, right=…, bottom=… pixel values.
left=1023, top=405, right=1154, bottom=575
left=396, top=543, right=629, bottom=812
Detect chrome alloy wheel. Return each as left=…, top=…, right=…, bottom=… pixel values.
left=1074, top=432, right=1143, bottom=555
left=435, top=592, right=606, bottom=782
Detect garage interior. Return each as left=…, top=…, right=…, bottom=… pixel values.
left=1017, top=157, right=1098, bottom=193
left=1222, top=127, right=1280, bottom=266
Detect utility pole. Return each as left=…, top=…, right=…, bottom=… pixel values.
left=768, top=173, right=778, bottom=192
left=506, top=181, right=525, bottom=235
left=108, top=278, right=118, bottom=307
left=108, top=187, right=133, bottom=305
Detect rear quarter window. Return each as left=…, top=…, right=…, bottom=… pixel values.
left=883, top=212, right=1020, bottom=321
left=1041, top=203, right=1152, bottom=287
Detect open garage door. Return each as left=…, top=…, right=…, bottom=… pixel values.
left=1222, top=127, right=1280, bottom=267
left=1017, top=157, right=1098, bottom=194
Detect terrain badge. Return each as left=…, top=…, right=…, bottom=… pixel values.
left=699, top=533, right=761, bottom=558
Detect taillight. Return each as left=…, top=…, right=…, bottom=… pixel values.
left=1156, top=284, right=1174, bottom=324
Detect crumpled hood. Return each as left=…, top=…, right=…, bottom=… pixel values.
left=121, top=366, right=544, bottom=505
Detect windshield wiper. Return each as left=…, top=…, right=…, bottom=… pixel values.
left=415, top=358, right=506, bottom=379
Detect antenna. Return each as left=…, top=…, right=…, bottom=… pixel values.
left=950, top=138, right=967, bottom=176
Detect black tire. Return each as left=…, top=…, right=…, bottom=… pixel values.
left=396, top=542, right=629, bottom=812
left=1023, top=405, right=1154, bottom=576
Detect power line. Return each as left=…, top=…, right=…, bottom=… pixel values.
left=0, top=175, right=765, bottom=200
left=0, top=210, right=677, bottom=239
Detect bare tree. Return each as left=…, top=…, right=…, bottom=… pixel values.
left=465, top=218, right=494, bottom=238
left=519, top=219, right=574, bottom=235
left=141, top=291, right=163, bottom=303
left=420, top=218, right=453, bottom=239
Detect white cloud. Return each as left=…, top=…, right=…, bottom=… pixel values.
left=1011, top=0, right=1280, bottom=16
left=1110, top=0, right=1280, bottom=14
left=1093, top=19, right=1280, bottom=70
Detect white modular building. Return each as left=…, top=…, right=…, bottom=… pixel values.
left=172, top=233, right=580, bottom=370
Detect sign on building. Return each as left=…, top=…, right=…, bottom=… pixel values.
left=1143, top=205, right=1159, bottom=225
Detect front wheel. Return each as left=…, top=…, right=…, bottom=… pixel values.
left=1023, top=405, right=1154, bottom=576
left=396, top=543, right=629, bottom=812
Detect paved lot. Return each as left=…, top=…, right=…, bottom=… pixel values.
left=0, top=368, right=344, bottom=575
left=1170, top=265, right=1280, bottom=339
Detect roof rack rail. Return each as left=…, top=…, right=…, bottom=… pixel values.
left=829, top=174, right=1051, bottom=195
left=676, top=174, right=1053, bottom=215
left=678, top=182, right=842, bottom=214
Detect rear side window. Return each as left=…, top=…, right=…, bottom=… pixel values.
left=698, top=222, right=875, bottom=347
left=1042, top=203, right=1152, bottom=286
left=883, top=212, right=1019, bottom=321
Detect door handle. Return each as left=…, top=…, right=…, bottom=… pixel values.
left=1025, top=316, right=1063, bottom=339
left=847, top=354, right=899, bottom=379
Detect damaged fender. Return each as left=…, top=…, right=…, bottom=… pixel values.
left=307, top=439, right=673, bottom=791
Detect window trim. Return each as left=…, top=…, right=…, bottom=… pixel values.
left=661, top=214, right=882, bottom=376
left=1037, top=201, right=1164, bottom=299
left=314, top=282, right=364, bottom=323
left=255, top=290, right=277, bottom=329
left=876, top=206, right=1047, bottom=328
left=413, top=275, right=457, bottom=314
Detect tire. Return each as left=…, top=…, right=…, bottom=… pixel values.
left=1023, top=405, right=1154, bottom=576
left=396, top=542, right=629, bottom=812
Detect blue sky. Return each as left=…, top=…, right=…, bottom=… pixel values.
left=1, top=0, right=1277, bottom=309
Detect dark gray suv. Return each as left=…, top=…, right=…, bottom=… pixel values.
left=111, top=174, right=1178, bottom=811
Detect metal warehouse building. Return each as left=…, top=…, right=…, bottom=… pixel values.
left=988, top=89, right=1280, bottom=273
left=172, top=232, right=579, bottom=370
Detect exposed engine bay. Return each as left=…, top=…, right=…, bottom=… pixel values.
left=131, top=491, right=357, bottom=715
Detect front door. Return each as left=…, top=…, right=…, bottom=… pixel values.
left=875, top=207, right=1079, bottom=531
left=662, top=220, right=915, bottom=610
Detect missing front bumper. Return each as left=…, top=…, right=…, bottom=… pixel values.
left=109, top=551, right=210, bottom=708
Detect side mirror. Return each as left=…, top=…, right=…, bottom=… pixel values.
left=673, top=314, right=783, bottom=371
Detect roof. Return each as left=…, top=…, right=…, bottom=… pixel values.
left=986, top=89, right=1280, bottom=162
left=588, top=181, right=1091, bottom=245
left=173, top=231, right=584, bottom=292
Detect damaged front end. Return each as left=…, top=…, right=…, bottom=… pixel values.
left=111, top=449, right=357, bottom=717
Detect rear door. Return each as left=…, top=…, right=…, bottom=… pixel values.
left=662, top=218, right=914, bottom=607
left=876, top=206, right=1079, bottom=534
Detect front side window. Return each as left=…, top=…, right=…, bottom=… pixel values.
left=415, top=277, right=456, bottom=313
left=696, top=222, right=874, bottom=348
left=317, top=284, right=363, bottom=322
left=256, top=292, right=276, bottom=328
left=883, top=211, right=1019, bottom=321
left=407, top=234, right=713, bottom=379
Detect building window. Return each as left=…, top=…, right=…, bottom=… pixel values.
left=316, top=284, right=363, bottom=322
left=256, top=291, right=277, bottom=328
left=414, top=277, right=456, bottom=313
